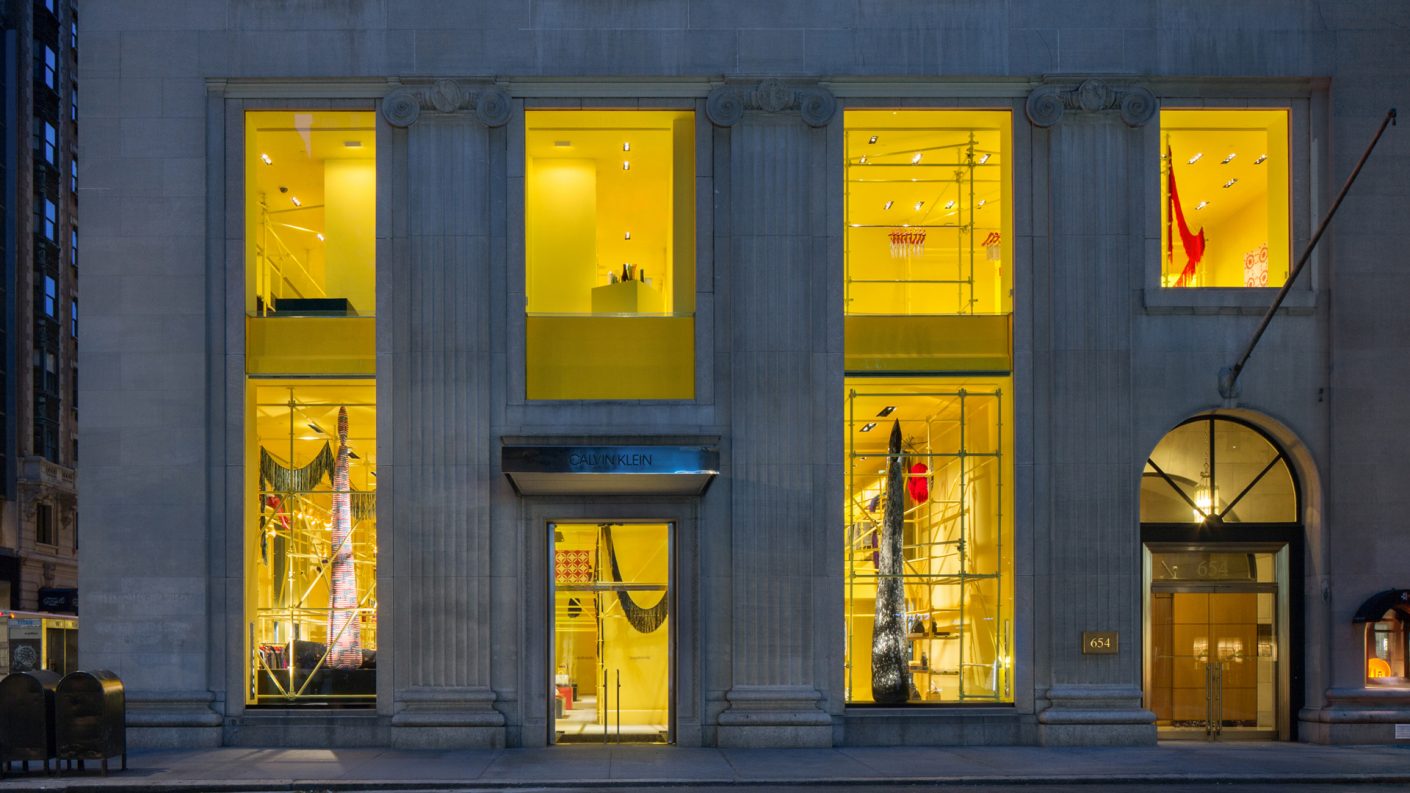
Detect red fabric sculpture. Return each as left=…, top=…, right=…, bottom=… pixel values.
left=1168, top=145, right=1206, bottom=287
left=907, top=462, right=930, bottom=503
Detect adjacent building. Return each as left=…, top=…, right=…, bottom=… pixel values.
left=80, top=2, right=1410, bottom=749
left=0, top=0, right=79, bottom=616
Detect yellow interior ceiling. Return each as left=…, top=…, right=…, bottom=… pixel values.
left=252, top=381, right=377, bottom=482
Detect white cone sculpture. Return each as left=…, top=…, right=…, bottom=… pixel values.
left=327, top=406, right=362, bottom=669
left=871, top=419, right=910, bottom=704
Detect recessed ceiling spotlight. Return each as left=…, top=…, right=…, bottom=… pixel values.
left=1187, top=152, right=1203, bottom=164
left=883, top=200, right=894, bottom=210
left=1254, top=154, right=1267, bottom=165
left=624, top=231, right=631, bottom=240
left=914, top=201, right=924, bottom=211
left=290, top=196, right=302, bottom=207
left=978, top=153, right=990, bottom=164
left=316, top=233, right=325, bottom=241
left=859, top=155, right=868, bottom=164
left=1220, top=152, right=1236, bottom=164
left=911, top=152, right=922, bottom=164
left=623, top=142, right=631, bottom=152
left=868, top=135, right=878, bottom=144
left=944, top=200, right=955, bottom=210
left=622, top=161, right=630, bottom=170
left=860, top=422, right=878, bottom=433
left=260, top=153, right=272, bottom=165
left=1223, top=178, right=1238, bottom=188
left=1195, top=200, right=1210, bottom=210
left=343, top=140, right=362, bottom=148
left=977, top=199, right=987, bottom=208
left=876, top=406, right=896, bottom=417
left=307, top=422, right=325, bottom=435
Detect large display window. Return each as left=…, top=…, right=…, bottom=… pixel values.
left=245, top=382, right=378, bottom=705
left=524, top=110, right=695, bottom=400
left=844, top=110, right=1012, bottom=373
left=843, top=378, right=1013, bottom=704
left=245, top=111, right=376, bottom=375
left=1160, top=109, right=1290, bottom=288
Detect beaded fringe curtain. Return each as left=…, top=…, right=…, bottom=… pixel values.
left=601, top=524, right=668, bottom=634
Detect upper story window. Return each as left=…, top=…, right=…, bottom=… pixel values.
left=246, top=111, right=375, bottom=318
left=42, top=275, right=57, bottom=317
left=38, top=198, right=56, bottom=241
left=1142, top=416, right=1297, bottom=525
left=524, top=110, right=695, bottom=400
left=37, top=46, right=56, bottom=91
left=35, top=119, right=56, bottom=165
left=844, top=110, right=1013, bottom=374
left=245, top=111, right=376, bottom=377
left=70, top=157, right=76, bottom=194
left=69, top=227, right=77, bottom=267
left=36, top=502, right=55, bottom=546
left=69, top=298, right=76, bottom=338
left=846, top=110, right=1012, bottom=317
left=1160, top=109, right=1290, bottom=288
left=70, top=83, right=76, bottom=123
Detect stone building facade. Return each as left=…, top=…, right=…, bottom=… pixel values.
left=80, top=1, right=1410, bottom=748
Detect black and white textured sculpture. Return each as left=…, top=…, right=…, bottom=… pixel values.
left=871, top=420, right=911, bottom=704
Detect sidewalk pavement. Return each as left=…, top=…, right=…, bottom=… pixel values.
left=1, top=741, right=1409, bottom=791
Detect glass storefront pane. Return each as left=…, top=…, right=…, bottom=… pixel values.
left=525, top=111, right=695, bottom=400
left=844, top=378, right=1013, bottom=704
left=246, top=382, right=377, bottom=705
left=1160, top=109, right=1290, bottom=288
left=553, top=523, right=669, bottom=743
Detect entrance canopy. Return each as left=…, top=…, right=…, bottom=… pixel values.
left=502, top=445, right=719, bottom=496
left=1352, top=589, right=1410, bottom=623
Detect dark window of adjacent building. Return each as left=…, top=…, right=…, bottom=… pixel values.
left=36, top=502, right=55, bottom=545
left=38, top=198, right=56, bottom=241
left=71, top=509, right=77, bottom=550
left=70, top=83, right=76, bottom=123
left=35, top=119, right=56, bottom=165
left=69, top=157, right=76, bottom=194
left=43, top=0, right=57, bottom=16
left=36, top=46, right=57, bottom=92
left=69, top=227, right=77, bottom=267
left=70, top=13, right=77, bottom=54
left=70, top=298, right=76, bottom=337
left=43, top=275, right=56, bottom=316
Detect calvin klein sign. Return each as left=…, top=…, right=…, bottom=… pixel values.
left=501, top=445, right=719, bottom=495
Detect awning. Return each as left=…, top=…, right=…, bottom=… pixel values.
left=1352, top=589, right=1410, bottom=623
left=501, top=445, right=719, bottom=496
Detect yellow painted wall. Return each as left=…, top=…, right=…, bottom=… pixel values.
left=527, top=316, right=693, bottom=400
left=324, top=159, right=377, bottom=314
left=528, top=159, right=597, bottom=314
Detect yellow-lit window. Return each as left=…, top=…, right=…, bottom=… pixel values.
left=525, top=110, right=695, bottom=400
left=246, top=111, right=376, bottom=375
left=246, top=383, right=377, bottom=706
left=244, top=110, right=378, bottom=706
left=844, top=378, right=1013, bottom=704
left=845, top=111, right=1012, bottom=374
left=1160, top=109, right=1290, bottom=288
left=1366, top=617, right=1409, bottom=688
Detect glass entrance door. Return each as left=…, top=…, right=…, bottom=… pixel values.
left=551, top=522, right=671, bottom=744
left=1146, top=547, right=1286, bottom=740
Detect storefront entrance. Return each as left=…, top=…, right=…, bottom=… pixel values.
left=1145, top=546, right=1287, bottom=740
left=550, top=522, right=672, bottom=744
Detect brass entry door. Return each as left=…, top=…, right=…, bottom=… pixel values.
left=1146, top=547, right=1285, bottom=740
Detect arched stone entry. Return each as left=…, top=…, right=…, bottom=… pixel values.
left=1140, top=415, right=1303, bottom=740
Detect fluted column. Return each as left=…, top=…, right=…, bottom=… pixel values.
left=710, top=81, right=839, bottom=747
left=381, top=81, right=508, bottom=748
left=1027, top=80, right=1156, bottom=745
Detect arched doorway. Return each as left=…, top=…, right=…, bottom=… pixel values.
left=1141, top=415, right=1302, bottom=741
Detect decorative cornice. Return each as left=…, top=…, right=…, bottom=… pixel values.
left=382, top=79, right=512, bottom=128
left=1025, top=79, right=1157, bottom=128
left=706, top=79, right=837, bottom=128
